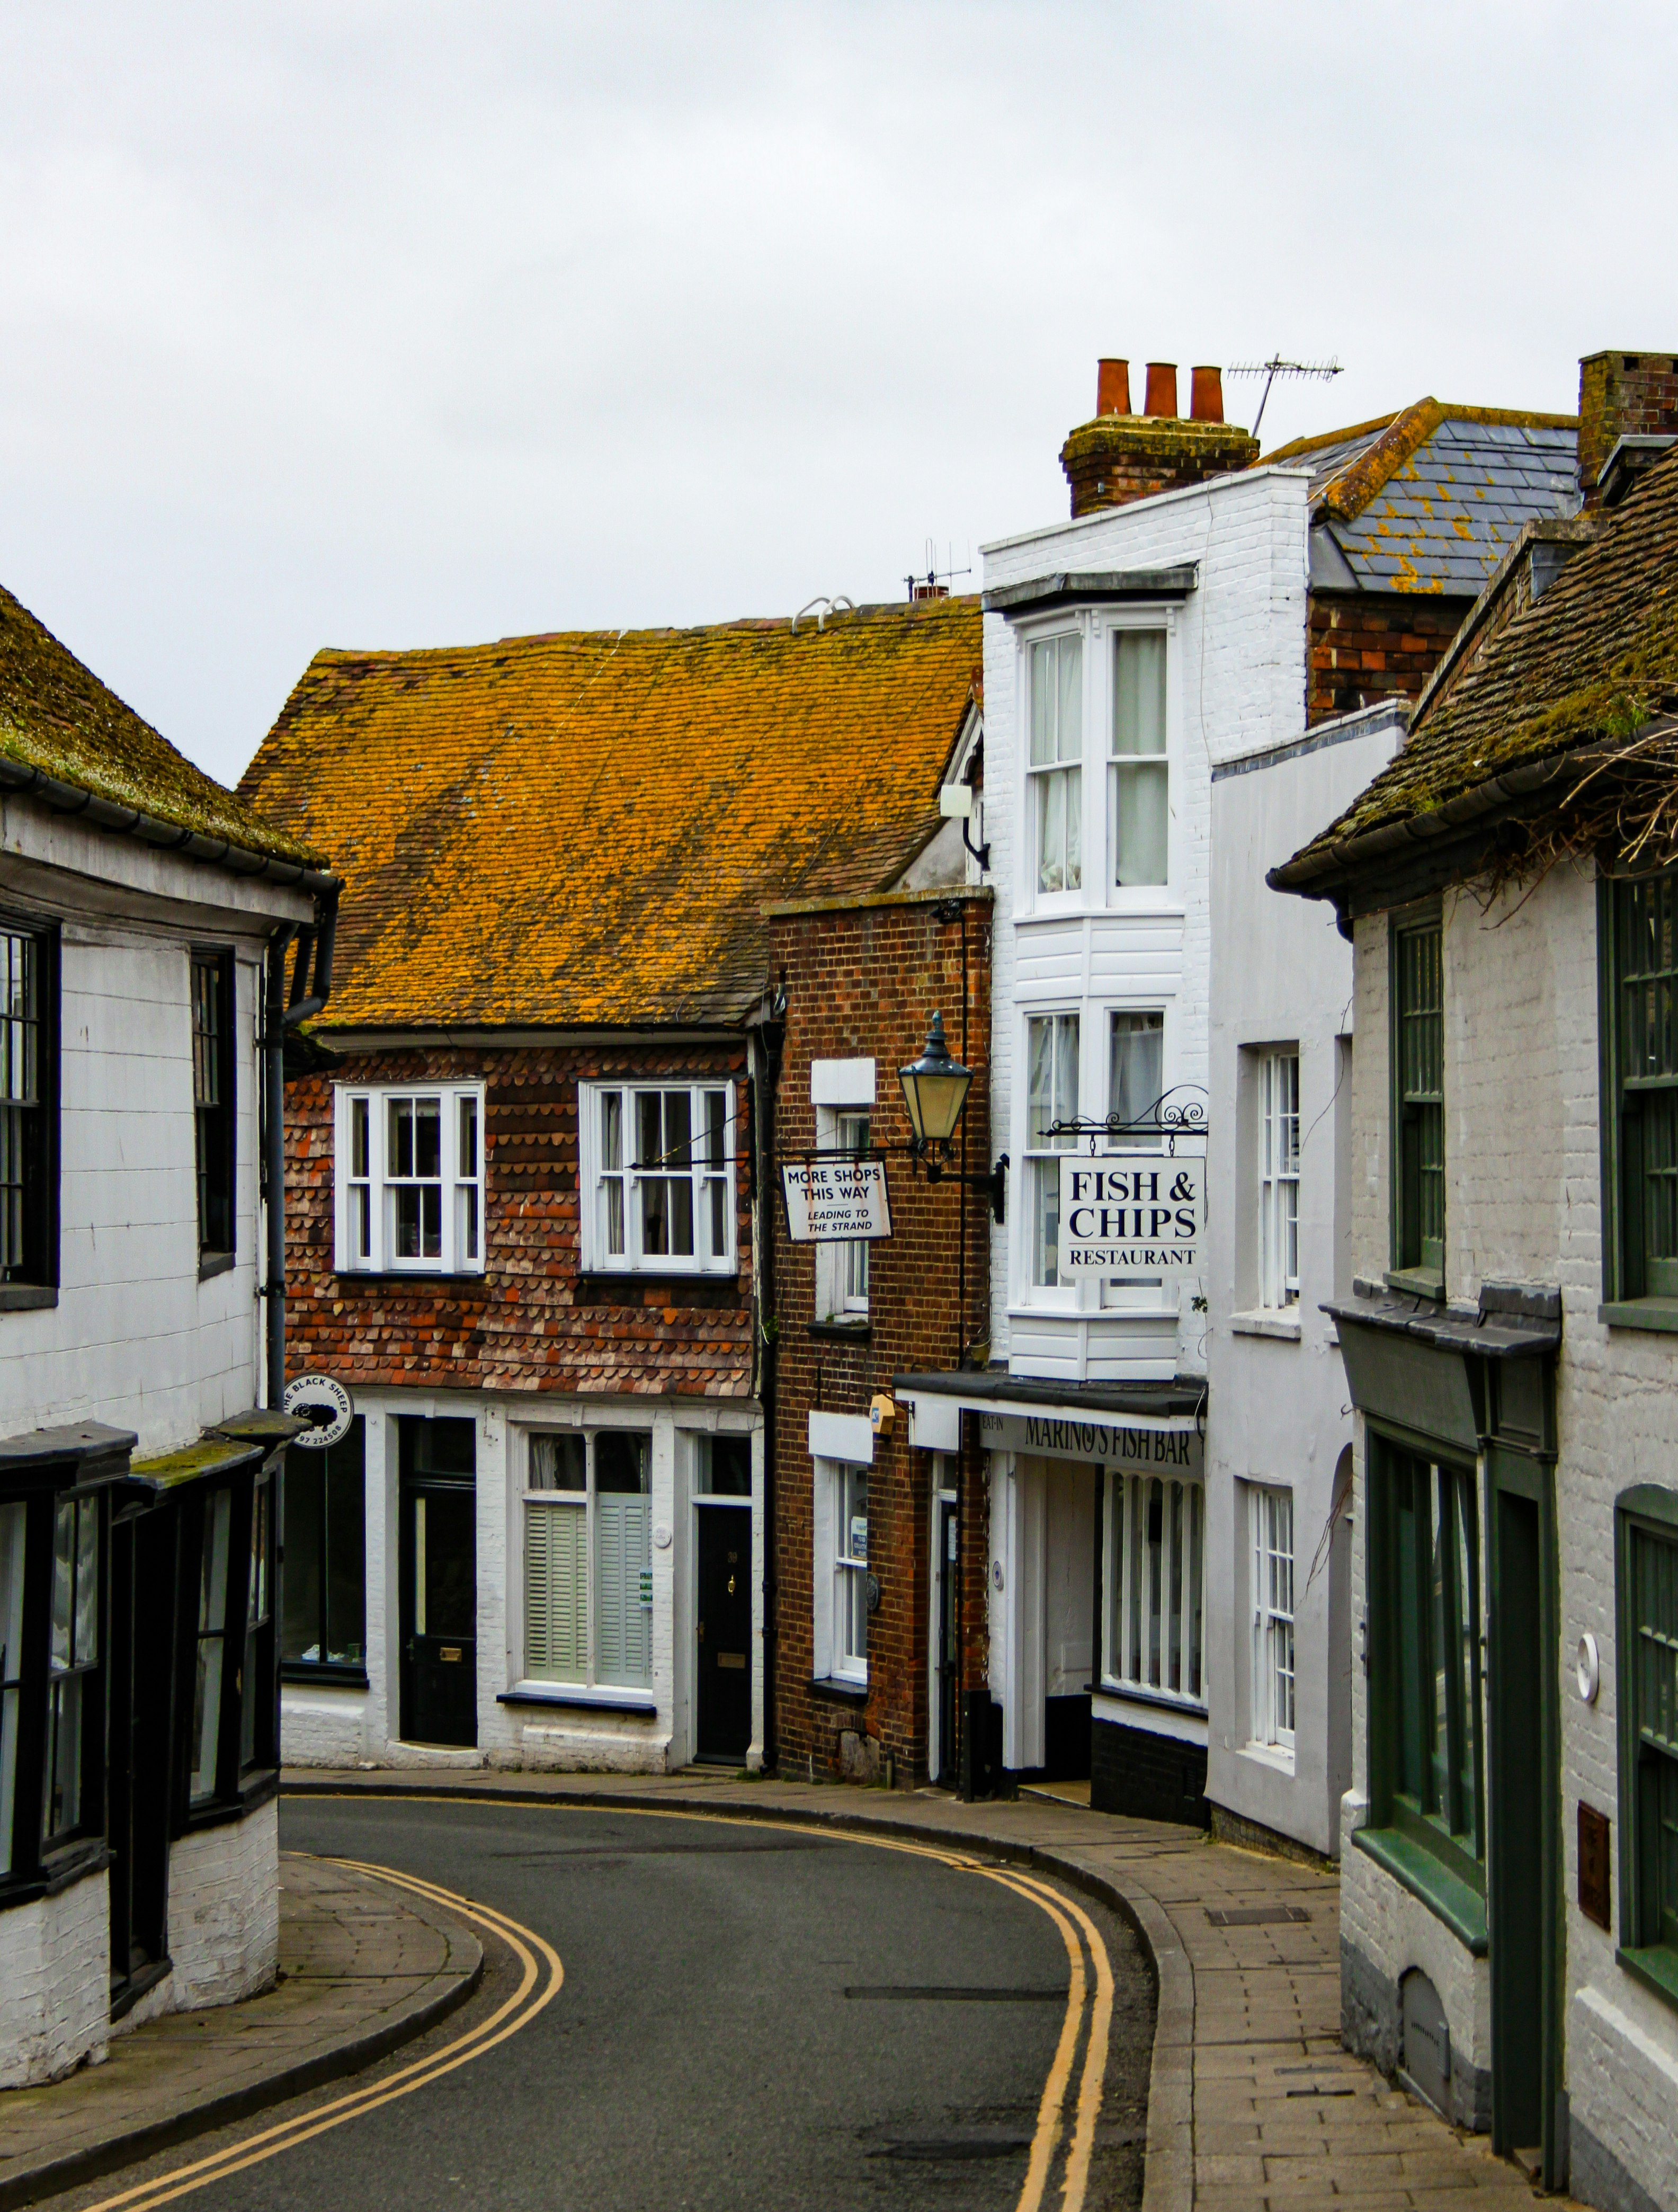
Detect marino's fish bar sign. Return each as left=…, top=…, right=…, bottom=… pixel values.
left=1057, top=1152, right=1204, bottom=1277
left=782, top=1157, right=892, bottom=1243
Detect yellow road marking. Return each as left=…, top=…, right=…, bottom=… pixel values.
left=76, top=1795, right=1118, bottom=2212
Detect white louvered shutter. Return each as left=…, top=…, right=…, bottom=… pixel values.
left=595, top=1497, right=653, bottom=1687
left=526, top=1503, right=585, bottom=1681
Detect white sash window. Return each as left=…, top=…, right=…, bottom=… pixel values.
left=1103, top=1469, right=1206, bottom=1709
left=581, top=1081, right=736, bottom=1274
left=334, top=1083, right=486, bottom=1274
left=1250, top=1484, right=1296, bottom=1755
left=1258, top=1049, right=1301, bottom=1309
left=524, top=1431, right=653, bottom=1691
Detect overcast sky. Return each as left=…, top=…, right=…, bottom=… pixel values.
left=1, top=1, right=1672, bottom=789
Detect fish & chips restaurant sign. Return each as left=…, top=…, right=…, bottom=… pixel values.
left=782, top=1156, right=892, bottom=1242
left=1057, top=1152, right=1204, bottom=1277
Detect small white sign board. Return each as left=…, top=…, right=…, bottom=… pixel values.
left=782, top=1157, right=892, bottom=1243
left=1057, top=1152, right=1205, bottom=1279
left=284, top=1373, right=355, bottom=1451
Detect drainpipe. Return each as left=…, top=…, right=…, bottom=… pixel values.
left=264, top=889, right=340, bottom=1409
left=747, top=987, right=786, bottom=1769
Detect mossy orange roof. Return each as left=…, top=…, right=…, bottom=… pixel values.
left=238, top=599, right=981, bottom=1030
left=0, top=583, right=323, bottom=867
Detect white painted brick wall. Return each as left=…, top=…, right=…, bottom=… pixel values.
left=167, top=1798, right=280, bottom=2008
left=1344, top=866, right=1678, bottom=2199
left=0, top=1869, right=111, bottom=2086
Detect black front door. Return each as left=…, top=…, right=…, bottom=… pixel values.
left=695, top=1505, right=750, bottom=1761
left=936, top=1498, right=959, bottom=1785
left=398, top=1417, right=477, bottom=1747
left=107, top=1505, right=172, bottom=1999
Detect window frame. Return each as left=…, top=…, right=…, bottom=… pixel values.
left=813, top=1107, right=871, bottom=1322
left=819, top=1460, right=870, bottom=1687
left=191, top=947, right=236, bottom=1264
left=1101, top=1467, right=1207, bottom=1711
left=1258, top=1046, right=1301, bottom=1310
left=1389, top=909, right=1445, bottom=1295
left=1022, top=1010, right=1080, bottom=1301
left=333, top=1082, right=487, bottom=1277
left=0, top=916, right=60, bottom=1304
left=1249, top=1482, right=1296, bottom=1758
left=1109, top=625, right=1171, bottom=893
left=1615, top=1483, right=1678, bottom=2009
left=1024, top=629, right=1085, bottom=904
left=1366, top=1431, right=1485, bottom=1898
left=521, top=1428, right=655, bottom=1694
left=178, top=1470, right=276, bottom=1826
left=280, top=1419, right=369, bottom=1685
left=1599, top=867, right=1678, bottom=1326
left=578, top=1078, right=737, bottom=1277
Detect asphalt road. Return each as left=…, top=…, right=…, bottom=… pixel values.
left=53, top=1795, right=1154, bottom=2212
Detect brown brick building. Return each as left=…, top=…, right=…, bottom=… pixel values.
left=236, top=600, right=982, bottom=1778
left=766, top=881, right=996, bottom=1791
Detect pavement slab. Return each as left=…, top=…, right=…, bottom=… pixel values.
left=0, top=1853, right=481, bottom=2212
left=278, top=1765, right=1575, bottom=2211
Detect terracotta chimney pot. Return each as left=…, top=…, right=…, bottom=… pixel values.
left=1190, top=366, right=1225, bottom=423
left=1096, top=358, right=1131, bottom=416
left=1143, top=362, right=1178, bottom=419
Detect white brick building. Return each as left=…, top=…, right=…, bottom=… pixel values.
left=1273, top=360, right=1678, bottom=2205
left=0, top=582, right=328, bottom=2083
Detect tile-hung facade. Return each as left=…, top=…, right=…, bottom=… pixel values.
left=898, top=356, right=1582, bottom=1832
left=767, top=837, right=995, bottom=1793
left=237, top=600, right=981, bottom=1779
left=1273, top=356, right=1678, bottom=2207
left=0, top=585, right=328, bottom=2083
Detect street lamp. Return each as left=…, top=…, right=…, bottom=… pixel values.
left=897, top=1012, right=972, bottom=1154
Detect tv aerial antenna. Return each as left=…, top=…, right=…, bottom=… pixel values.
left=906, top=538, right=972, bottom=602
left=1228, top=356, right=1343, bottom=438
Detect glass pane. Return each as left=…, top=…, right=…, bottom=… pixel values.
left=1114, top=760, right=1169, bottom=887
left=668, top=1177, right=694, bottom=1256
left=414, top=1100, right=441, bottom=1178
left=601, top=1090, right=623, bottom=1172
left=200, top=1488, right=232, bottom=1632
left=281, top=1452, right=325, bottom=1662
left=50, top=1498, right=75, bottom=1669
left=531, top=1433, right=586, bottom=1491
left=596, top=1432, right=651, bottom=1495
left=459, top=1095, right=478, bottom=1178
left=249, top=1480, right=270, bottom=1624
left=641, top=1177, right=669, bottom=1255
left=412, top=1417, right=476, bottom=1477
left=390, top=1099, right=414, bottom=1178
left=708, top=1177, right=727, bottom=1258
left=605, top=1178, right=624, bottom=1257
left=0, top=1499, right=24, bottom=1688
left=191, top=1634, right=222, bottom=1801
left=192, top=960, right=220, bottom=1108
left=1454, top=1468, right=1478, bottom=1845
left=1113, top=632, right=1166, bottom=756
left=351, top=1096, right=369, bottom=1178
left=704, top=1091, right=727, bottom=1169
left=0, top=1686, right=17, bottom=1878
left=422, top=1489, right=476, bottom=1639
left=1394, top=1455, right=1427, bottom=1802
left=1110, top=1012, right=1164, bottom=1130
left=460, top=1184, right=479, bottom=1263
left=75, top=1498, right=99, bottom=1665
left=1057, top=635, right=1083, bottom=761
left=636, top=1092, right=662, bottom=1168
left=47, top=1673, right=82, bottom=1836
left=1189, top=1482, right=1206, bottom=1702
left=663, top=1091, right=692, bottom=1170
left=1029, top=639, right=1056, bottom=766
left=352, top=1184, right=370, bottom=1262
left=698, top=1434, right=751, bottom=1496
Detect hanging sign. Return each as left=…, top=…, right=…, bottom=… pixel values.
left=1057, top=1152, right=1204, bottom=1279
left=781, top=1156, right=892, bottom=1243
left=283, top=1373, right=354, bottom=1451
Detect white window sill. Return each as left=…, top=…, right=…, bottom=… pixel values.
left=499, top=1680, right=657, bottom=1714
left=1239, top=1739, right=1297, bottom=1776
left=1229, top=1310, right=1302, bottom=1342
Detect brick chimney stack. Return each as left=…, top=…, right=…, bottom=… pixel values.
left=1061, top=357, right=1258, bottom=519
left=1578, top=350, right=1678, bottom=506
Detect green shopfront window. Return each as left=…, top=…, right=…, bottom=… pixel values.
left=1619, top=1495, right=1678, bottom=1980
left=1393, top=918, right=1444, bottom=1283
left=1373, top=1440, right=1484, bottom=1885
left=1607, top=868, right=1678, bottom=1304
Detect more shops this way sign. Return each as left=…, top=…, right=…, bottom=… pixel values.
left=1057, top=1152, right=1204, bottom=1278
left=781, top=1157, right=892, bottom=1243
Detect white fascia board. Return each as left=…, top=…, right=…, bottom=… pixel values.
left=809, top=1410, right=874, bottom=1465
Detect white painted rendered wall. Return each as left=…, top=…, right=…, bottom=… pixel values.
left=1344, top=868, right=1678, bottom=2205
left=0, top=1869, right=112, bottom=2086
left=166, top=1799, right=281, bottom=2006
left=981, top=468, right=1311, bottom=1385
left=282, top=1387, right=764, bottom=1776
left=1205, top=707, right=1403, bottom=1856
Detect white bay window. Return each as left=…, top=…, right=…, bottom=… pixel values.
left=582, top=1080, right=735, bottom=1273
left=1028, top=634, right=1082, bottom=896
left=335, top=1083, right=485, bottom=1274
left=524, top=1431, right=653, bottom=1692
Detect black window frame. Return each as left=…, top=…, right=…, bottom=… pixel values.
left=191, top=947, right=236, bottom=1271
left=280, top=1417, right=368, bottom=1686
left=1389, top=905, right=1445, bottom=1297
left=175, top=1469, right=277, bottom=1829
left=0, top=916, right=60, bottom=1310
left=1597, top=866, right=1678, bottom=1329
left=0, top=1480, right=109, bottom=1908
left=1615, top=1483, right=1678, bottom=2013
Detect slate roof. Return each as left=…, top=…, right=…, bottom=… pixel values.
left=1266, top=401, right=1578, bottom=596
left=1273, top=443, right=1678, bottom=889
left=237, top=599, right=981, bottom=1032
left=0, top=583, right=323, bottom=868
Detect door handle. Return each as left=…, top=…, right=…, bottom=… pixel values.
left=727, top=1575, right=736, bottom=1597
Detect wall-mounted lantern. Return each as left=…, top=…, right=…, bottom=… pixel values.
left=897, top=1011, right=1007, bottom=1223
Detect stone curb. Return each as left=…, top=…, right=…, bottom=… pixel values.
left=0, top=1867, right=484, bottom=2212
left=282, top=1772, right=1196, bottom=2212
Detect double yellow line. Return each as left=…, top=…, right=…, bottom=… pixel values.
left=75, top=1804, right=1115, bottom=2212
left=75, top=1860, right=563, bottom=2212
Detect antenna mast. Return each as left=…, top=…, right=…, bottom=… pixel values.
left=1227, top=356, right=1344, bottom=438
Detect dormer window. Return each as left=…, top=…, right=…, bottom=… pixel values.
left=1028, top=635, right=1083, bottom=895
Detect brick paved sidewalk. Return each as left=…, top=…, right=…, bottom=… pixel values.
left=281, top=1765, right=1568, bottom=2212
left=0, top=1854, right=481, bottom=2212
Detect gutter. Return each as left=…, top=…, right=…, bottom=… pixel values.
left=0, top=756, right=339, bottom=895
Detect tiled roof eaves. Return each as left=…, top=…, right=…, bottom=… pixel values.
left=764, top=882, right=993, bottom=921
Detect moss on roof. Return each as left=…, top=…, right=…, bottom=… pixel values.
left=0, top=583, right=324, bottom=868
left=237, top=599, right=982, bottom=1030
left=1279, top=445, right=1678, bottom=882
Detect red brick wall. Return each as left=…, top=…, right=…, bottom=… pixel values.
left=284, top=1041, right=754, bottom=1396
left=1578, top=349, right=1678, bottom=499
left=1307, top=590, right=1472, bottom=724
left=767, top=888, right=993, bottom=1786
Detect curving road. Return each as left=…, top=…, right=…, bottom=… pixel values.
left=57, top=1796, right=1154, bottom=2212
